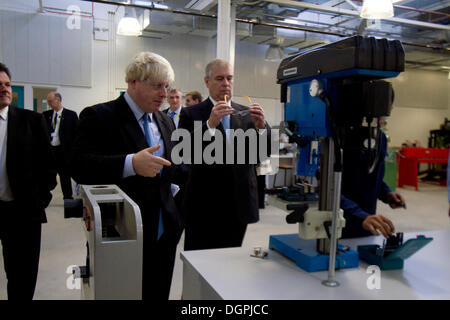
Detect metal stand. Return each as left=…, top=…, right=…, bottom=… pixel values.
left=322, top=170, right=342, bottom=287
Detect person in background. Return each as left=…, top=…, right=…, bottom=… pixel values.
left=184, top=90, right=202, bottom=107
left=163, top=88, right=183, bottom=128
left=0, top=62, right=56, bottom=299
left=341, top=88, right=406, bottom=238
left=43, top=91, right=79, bottom=200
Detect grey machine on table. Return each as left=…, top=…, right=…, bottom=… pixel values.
left=64, top=184, right=143, bottom=299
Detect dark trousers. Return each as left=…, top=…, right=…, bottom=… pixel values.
left=0, top=201, right=42, bottom=300
left=142, top=232, right=177, bottom=300
left=52, top=146, right=73, bottom=199
left=257, top=175, right=266, bottom=209
left=184, top=217, right=247, bottom=251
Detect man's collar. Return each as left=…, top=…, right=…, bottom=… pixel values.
left=170, top=105, right=182, bottom=114
left=124, top=91, right=153, bottom=121
left=0, top=106, right=8, bottom=120
left=52, top=107, right=63, bottom=114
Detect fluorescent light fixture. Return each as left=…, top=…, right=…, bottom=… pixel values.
left=185, top=0, right=217, bottom=11
left=117, top=17, right=142, bottom=36
left=117, top=8, right=142, bottom=36
left=134, top=1, right=169, bottom=9
left=360, top=0, right=394, bottom=19
left=265, top=45, right=284, bottom=61
left=283, top=18, right=301, bottom=25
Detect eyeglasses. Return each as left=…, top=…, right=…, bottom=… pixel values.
left=143, top=80, right=170, bottom=91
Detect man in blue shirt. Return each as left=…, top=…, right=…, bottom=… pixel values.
left=341, top=93, right=405, bottom=238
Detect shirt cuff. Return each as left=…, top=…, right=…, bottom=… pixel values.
left=257, top=128, right=267, bottom=135
left=206, top=120, right=216, bottom=136
left=123, top=154, right=136, bottom=178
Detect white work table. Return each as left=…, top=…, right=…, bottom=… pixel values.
left=180, top=230, right=450, bottom=300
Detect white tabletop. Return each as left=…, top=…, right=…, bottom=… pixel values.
left=180, top=230, right=450, bottom=300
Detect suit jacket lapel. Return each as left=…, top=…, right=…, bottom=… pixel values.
left=59, top=109, right=65, bottom=138
left=153, top=111, right=172, bottom=159
left=6, top=106, right=18, bottom=171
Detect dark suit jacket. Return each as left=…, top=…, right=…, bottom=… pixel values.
left=178, top=98, right=271, bottom=227
left=43, top=108, right=79, bottom=159
left=70, top=95, right=184, bottom=242
left=6, top=106, right=57, bottom=223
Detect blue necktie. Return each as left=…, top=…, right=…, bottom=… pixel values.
left=169, top=110, right=176, bottom=120
left=142, top=113, right=164, bottom=240
left=143, top=113, right=154, bottom=147
left=221, top=114, right=230, bottom=141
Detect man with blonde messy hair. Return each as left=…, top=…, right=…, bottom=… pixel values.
left=71, top=52, right=184, bottom=300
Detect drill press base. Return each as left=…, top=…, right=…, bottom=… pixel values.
left=269, top=234, right=359, bottom=272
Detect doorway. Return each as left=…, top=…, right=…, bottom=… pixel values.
left=33, top=87, right=57, bottom=113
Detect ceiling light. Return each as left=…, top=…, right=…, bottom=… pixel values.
left=117, top=8, right=142, bottom=36
left=185, top=0, right=217, bottom=11
left=265, top=45, right=284, bottom=61
left=360, top=0, right=394, bottom=19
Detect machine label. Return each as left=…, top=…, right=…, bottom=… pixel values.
left=283, top=67, right=298, bottom=77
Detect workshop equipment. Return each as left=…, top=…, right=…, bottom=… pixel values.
left=358, top=233, right=433, bottom=270
left=65, top=184, right=143, bottom=299
left=270, top=36, right=404, bottom=286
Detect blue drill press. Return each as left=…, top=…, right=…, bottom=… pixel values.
left=269, top=36, right=405, bottom=286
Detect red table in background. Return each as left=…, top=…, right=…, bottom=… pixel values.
left=397, top=147, right=449, bottom=190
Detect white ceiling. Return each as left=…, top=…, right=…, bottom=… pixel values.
left=89, top=0, right=450, bottom=72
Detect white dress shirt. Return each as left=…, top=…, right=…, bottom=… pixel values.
left=0, top=106, right=14, bottom=201
left=50, top=108, right=63, bottom=146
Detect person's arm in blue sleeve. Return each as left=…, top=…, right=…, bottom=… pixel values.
left=378, top=181, right=392, bottom=203
left=341, top=194, right=371, bottom=220
left=341, top=193, right=395, bottom=237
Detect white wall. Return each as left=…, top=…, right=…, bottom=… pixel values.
left=387, top=69, right=450, bottom=147
left=1, top=0, right=448, bottom=137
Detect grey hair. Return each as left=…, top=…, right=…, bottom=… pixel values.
left=205, top=59, right=231, bottom=79
left=168, top=88, right=182, bottom=95
left=125, top=52, right=175, bottom=84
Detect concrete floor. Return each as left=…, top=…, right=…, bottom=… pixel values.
left=1, top=181, right=449, bottom=300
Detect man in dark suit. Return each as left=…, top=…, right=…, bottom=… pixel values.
left=43, top=92, right=79, bottom=200
left=178, top=59, right=270, bottom=251
left=163, top=88, right=183, bottom=128
left=71, top=52, right=183, bottom=300
left=0, top=63, right=56, bottom=299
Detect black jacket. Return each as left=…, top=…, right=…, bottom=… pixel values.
left=6, top=106, right=56, bottom=223
left=178, top=98, right=271, bottom=227
left=70, top=95, right=184, bottom=242
left=43, top=108, right=79, bottom=161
